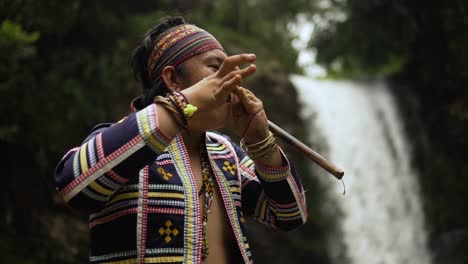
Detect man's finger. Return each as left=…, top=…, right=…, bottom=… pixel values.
left=233, top=87, right=263, bottom=113
left=218, top=74, right=242, bottom=100
left=217, top=54, right=256, bottom=77
left=230, top=94, right=244, bottom=117
left=239, top=64, right=256, bottom=79
left=221, top=65, right=256, bottom=85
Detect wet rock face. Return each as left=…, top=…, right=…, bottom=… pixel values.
left=433, top=229, right=468, bottom=264
left=391, top=81, right=468, bottom=263
left=248, top=64, right=304, bottom=141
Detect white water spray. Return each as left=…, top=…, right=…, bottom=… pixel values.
left=291, top=75, right=431, bottom=264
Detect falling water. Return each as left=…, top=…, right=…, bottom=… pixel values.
left=291, top=75, right=432, bottom=264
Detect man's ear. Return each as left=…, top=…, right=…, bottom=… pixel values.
left=161, top=66, right=181, bottom=92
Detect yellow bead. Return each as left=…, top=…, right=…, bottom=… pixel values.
left=183, top=104, right=198, bottom=118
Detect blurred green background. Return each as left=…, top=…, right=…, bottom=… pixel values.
left=1, top=0, right=467, bottom=263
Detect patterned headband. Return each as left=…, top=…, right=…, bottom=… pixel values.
left=147, top=24, right=224, bottom=86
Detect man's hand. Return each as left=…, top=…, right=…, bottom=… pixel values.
left=231, top=87, right=269, bottom=144
left=181, top=54, right=257, bottom=112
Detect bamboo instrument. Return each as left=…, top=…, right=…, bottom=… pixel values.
left=268, top=120, right=344, bottom=180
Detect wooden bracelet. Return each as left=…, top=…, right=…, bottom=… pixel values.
left=170, top=91, right=198, bottom=119
left=167, top=94, right=188, bottom=126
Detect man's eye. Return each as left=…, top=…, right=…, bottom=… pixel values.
left=209, top=65, right=220, bottom=70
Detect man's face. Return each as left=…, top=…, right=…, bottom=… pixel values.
left=180, top=49, right=227, bottom=86
left=178, top=49, right=231, bottom=131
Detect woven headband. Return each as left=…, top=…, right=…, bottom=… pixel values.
left=147, top=24, right=224, bottom=86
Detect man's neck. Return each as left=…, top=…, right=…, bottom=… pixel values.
left=181, top=130, right=204, bottom=156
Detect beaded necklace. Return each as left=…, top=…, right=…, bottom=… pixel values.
left=198, top=138, right=215, bottom=260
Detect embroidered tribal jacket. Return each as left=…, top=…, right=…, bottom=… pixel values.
left=54, top=103, right=308, bottom=264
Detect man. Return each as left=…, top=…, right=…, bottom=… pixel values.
left=54, top=16, right=307, bottom=264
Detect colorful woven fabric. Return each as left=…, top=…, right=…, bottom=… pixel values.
left=54, top=100, right=308, bottom=264
left=147, top=24, right=224, bottom=87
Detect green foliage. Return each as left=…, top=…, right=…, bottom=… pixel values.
left=0, top=20, right=39, bottom=142
left=0, top=19, right=39, bottom=58
left=312, top=0, right=468, bottom=80
left=311, top=0, right=415, bottom=78
left=185, top=0, right=315, bottom=73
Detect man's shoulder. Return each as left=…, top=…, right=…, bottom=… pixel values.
left=81, top=123, right=113, bottom=144
left=90, top=123, right=113, bottom=132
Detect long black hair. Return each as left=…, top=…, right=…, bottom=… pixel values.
left=130, top=16, right=188, bottom=106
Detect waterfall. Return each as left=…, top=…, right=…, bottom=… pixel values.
left=291, top=75, right=432, bottom=264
